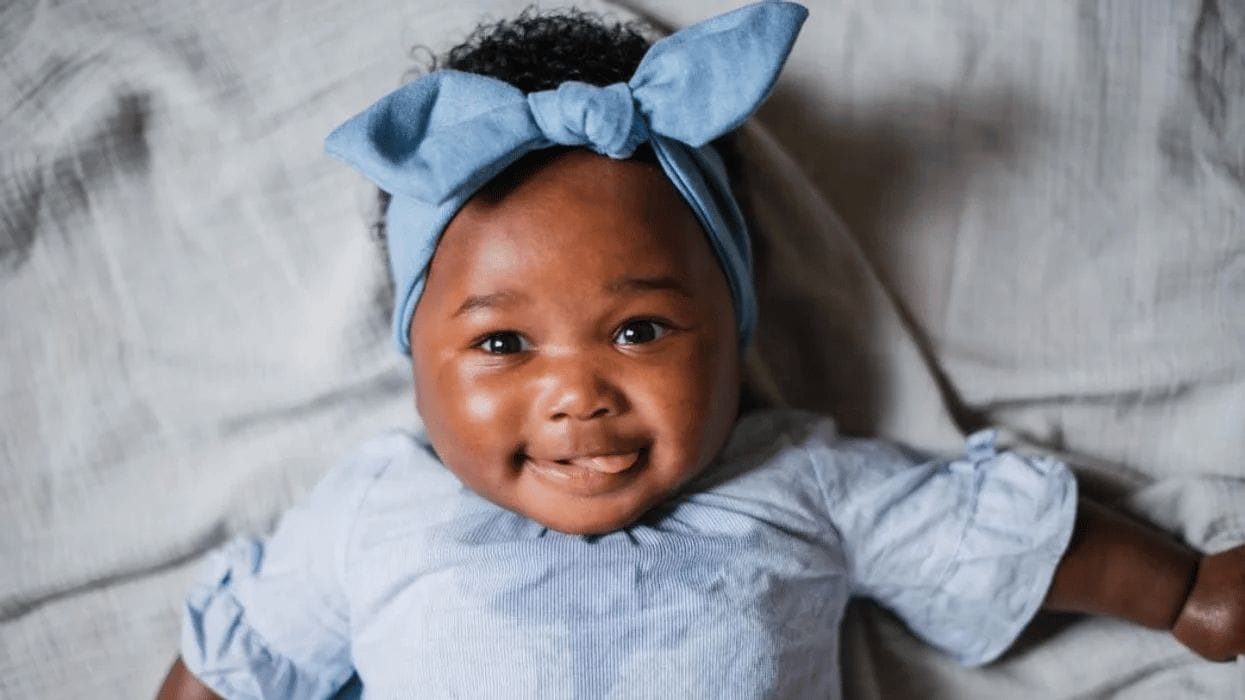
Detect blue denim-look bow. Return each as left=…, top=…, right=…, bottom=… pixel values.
left=325, top=1, right=808, bottom=354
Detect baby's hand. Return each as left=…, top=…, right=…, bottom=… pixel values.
left=1171, top=544, right=1245, bottom=661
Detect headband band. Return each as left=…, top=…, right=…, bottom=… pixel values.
left=325, top=1, right=808, bottom=354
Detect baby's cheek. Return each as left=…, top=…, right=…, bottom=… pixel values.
left=460, top=387, right=503, bottom=424
left=441, top=370, right=521, bottom=434
left=417, top=359, right=508, bottom=448
left=682, top=336, right=740, bottom=462
left=635, top=362, right=719, bottom=453
left=426, top=371, right=527, bottom=489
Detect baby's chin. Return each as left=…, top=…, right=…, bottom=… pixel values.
left=503, top=481, right=679, bottom=535
left=526, top=510, right=646, bottom=536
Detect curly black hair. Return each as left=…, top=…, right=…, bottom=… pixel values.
left=441, top=7, right=651, bottom=91
left=373, top=6, right=743, bottom=240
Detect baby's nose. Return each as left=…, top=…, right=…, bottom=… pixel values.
left=539, top=360, right=627, bottom=422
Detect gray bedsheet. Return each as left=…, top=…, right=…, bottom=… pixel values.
left=2, top=0, right=1242, bottom=696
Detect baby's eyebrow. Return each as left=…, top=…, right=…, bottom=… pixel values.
left=453, top=290, right=530, bottom=317
left=605, top=275, right=693, bottom=298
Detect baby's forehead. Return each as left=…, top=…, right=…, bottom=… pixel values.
left=445, top=151, right=698, bottom=249
left=467, top=148, right=674, bottom=211
left=423, top=150, right=727, bottom=304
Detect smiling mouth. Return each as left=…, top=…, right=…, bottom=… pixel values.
left=522, top=448, right=647, bottom=494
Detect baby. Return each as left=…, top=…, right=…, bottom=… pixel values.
left=158, top=3, right=1244, bottom=698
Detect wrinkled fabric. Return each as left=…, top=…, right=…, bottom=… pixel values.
left=181, top=409, right=1077, bottom=699
left=323, top=1, right=810, bottom=353
left=6, top=0, right=1245, bottom=697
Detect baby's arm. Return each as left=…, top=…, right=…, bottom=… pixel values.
left=1044, top=498, right=1245, bottom=660
left=154, top=443, right=392, bottom=699
left=155, top=658, right=220, bottom=700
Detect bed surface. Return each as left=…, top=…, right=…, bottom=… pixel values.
left=2, top=0, right=1242, bottom=696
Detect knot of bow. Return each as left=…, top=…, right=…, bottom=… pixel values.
left=527, top=82, right=648, bottom=160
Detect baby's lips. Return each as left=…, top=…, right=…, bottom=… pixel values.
left=567, top=452, right=640, bottom=474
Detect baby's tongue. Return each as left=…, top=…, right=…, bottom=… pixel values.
left=568, top=453, right=636, bottom=473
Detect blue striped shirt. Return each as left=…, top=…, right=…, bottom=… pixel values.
left=181, top=409, right=1076, bottom=699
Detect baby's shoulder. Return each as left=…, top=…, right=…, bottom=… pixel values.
left=720, top=407, right=835, bottom=459
left=311, top=429, right=461, bottom=514
left=339, top=429, right=438, bottom=476
left=722, top=407, right=915, bottom=470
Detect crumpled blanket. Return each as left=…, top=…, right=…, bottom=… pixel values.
left=1, top=0, right=1242, bottom=696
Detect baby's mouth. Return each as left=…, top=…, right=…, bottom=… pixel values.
left=554, top=453, right=638, bottom=473
left=521, top=448, right=648, bottom=494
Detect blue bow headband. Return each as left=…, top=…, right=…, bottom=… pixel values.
left=325, top=1, right=808, bottom=354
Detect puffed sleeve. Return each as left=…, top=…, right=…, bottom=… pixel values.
left=811, top=426, right=1077, bottom=666
left=180, top=448, right=389, bottom=699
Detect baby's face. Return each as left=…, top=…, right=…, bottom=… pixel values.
left=409, top=149, right=740, bottom=535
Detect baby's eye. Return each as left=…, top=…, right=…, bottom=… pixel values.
left=613, top=320, right=670, bottom=345
left=477, top=332, right=531, bottom=354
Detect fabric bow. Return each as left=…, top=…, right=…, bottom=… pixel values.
left=325, top=1, right=808, bottom=353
